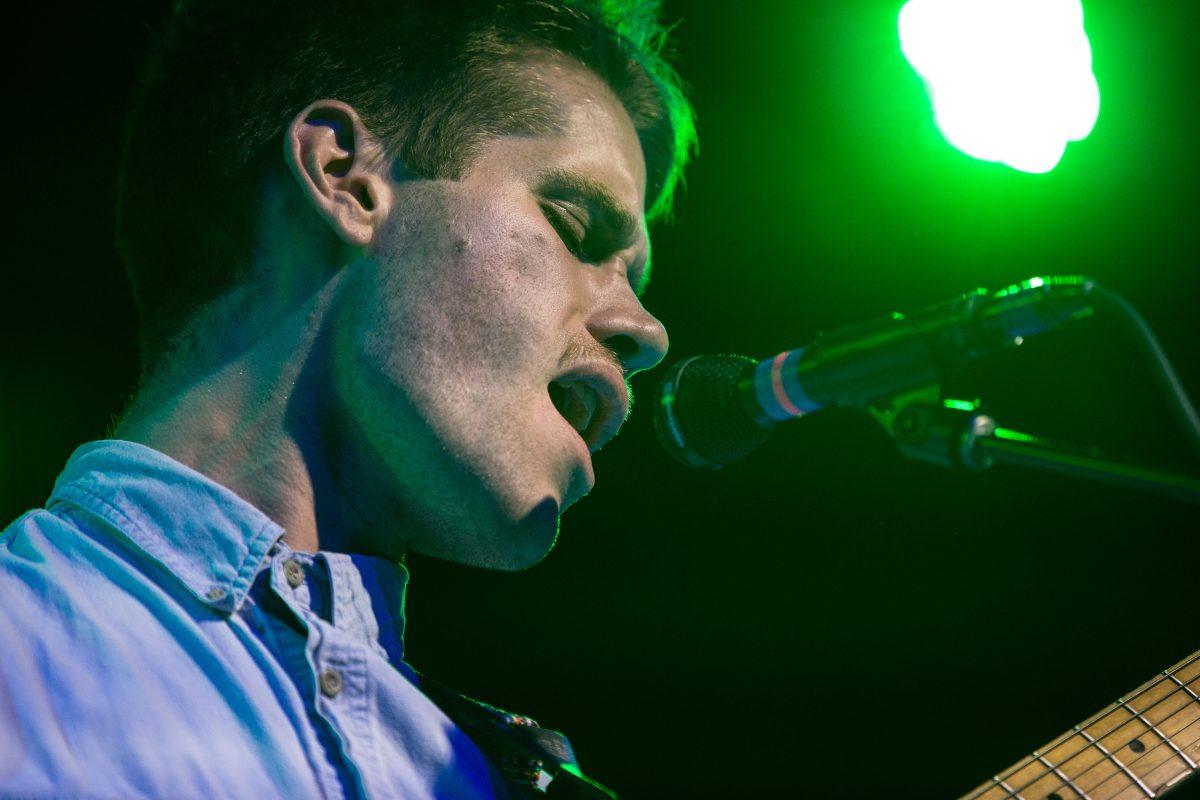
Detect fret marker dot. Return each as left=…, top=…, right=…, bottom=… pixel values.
left=1129, top=738, right=1146, bottom=753
left=1047, top=794, right=1063, bottom=800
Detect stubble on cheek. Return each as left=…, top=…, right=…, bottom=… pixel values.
left=368, top=183, right=567, bottom=396
left=314, top=167, right=603, bottom=568
left=343, top=181, right=575, bottom=524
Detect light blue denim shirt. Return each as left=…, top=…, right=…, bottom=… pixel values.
left=0, top=439, right=508, bottom=799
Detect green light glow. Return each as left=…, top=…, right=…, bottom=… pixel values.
left=942, top=398, right=978, bottom=412
left=993, top=275, right=1088, bottom=297
left=993, top=427, right=1040, bottom=444
left=898, top=0, right=1100, bottom=173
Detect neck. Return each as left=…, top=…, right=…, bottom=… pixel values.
left=113, top=275, right=353, bottom=554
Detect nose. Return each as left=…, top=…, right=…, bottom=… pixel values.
left=586, top=269, right=669, bottom=376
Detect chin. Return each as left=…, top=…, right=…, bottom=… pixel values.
left=489, top=496, right=562, bottom=571
left=416, top=495, right=562, bottom=572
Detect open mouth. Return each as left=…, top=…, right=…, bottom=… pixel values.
left=546, top=359, right=630, bottom=454
left=548, top=380, right=600, bottom=444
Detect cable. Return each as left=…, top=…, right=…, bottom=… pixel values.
left=1085, top=282, right=1200, bottom=464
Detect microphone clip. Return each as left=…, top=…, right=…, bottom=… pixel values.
left=868, top=391, right=1200, bottom=505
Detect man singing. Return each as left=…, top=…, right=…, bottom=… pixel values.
left=0, top=0, right=693, bottom=796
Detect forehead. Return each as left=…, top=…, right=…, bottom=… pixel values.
left=486, top=54, right=648, bottom=218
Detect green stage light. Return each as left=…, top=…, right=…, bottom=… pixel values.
left=898, top=0, right=1100, bottom=173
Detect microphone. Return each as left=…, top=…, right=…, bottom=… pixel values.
left=654, top=276, right=1096, bottom=469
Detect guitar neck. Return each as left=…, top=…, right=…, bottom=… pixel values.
left=961, top=650, right=1200, bottom=800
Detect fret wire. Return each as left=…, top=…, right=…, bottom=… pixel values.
left=1083, top=723, right=1200, bottom=800
left=1004, top=709, right=1199, bottom=800
left=990, top=676, right=1199, bottom=800
left=1075, top=724, right=1156, bottom=797
left=993, top=674, right=1193, bottom=791
left=991, top=774, right=1022, bottom=799
left=992, top=651, right=1200, bottom=790
left=1002, top=691, right=1197, bottom=800
left=1014, top=723, right=1200, bottom=800
left=1163, top=766, right=1195, bottom=792
left=1035, top=751, right=1092, bottom=799
left=963, top=655, right=1200, bottom=800
left=1166, top=673, right=1200, bottom=703
left=1121, top=696, right=1200, bottom=770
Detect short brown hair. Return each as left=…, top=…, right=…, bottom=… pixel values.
left=116, top=0, right=696, bottom=377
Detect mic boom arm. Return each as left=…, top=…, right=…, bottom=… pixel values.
left=654, top=276, right=1200, bottom=503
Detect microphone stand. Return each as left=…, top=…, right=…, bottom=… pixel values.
left=870, top=389, right=1200, bottom=505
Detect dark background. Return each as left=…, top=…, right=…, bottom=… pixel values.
left=3, top=2, right=1197, bottom=797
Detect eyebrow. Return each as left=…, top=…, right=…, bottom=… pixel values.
left=535, top=168, right=653, bottom=295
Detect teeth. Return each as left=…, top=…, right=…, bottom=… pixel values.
left=549, top=380, right=597, bottom=436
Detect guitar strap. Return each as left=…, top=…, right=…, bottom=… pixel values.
left=415, top=670, right=620, bottom=799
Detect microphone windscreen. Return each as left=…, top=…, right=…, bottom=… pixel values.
left=653, top=354, right=773, bottom=468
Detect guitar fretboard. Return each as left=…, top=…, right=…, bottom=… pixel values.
left=960, top=650, right=1200, bottom=799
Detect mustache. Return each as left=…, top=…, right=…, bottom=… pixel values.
left=559, top=339, right=625, bottom=375
left=558, top=338, right=635, bottom=414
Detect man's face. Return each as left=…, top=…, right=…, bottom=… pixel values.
left=325, top=56, right=668, bottom=569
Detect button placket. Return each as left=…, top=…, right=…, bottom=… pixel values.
left=266, top=549, right=382, bottom=789
left=310, top=641, right=378, bottom=790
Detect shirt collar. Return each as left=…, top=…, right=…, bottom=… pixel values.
left=47, top=439, right=411, bottom=660
left=47, top=439, right=287, bottom=614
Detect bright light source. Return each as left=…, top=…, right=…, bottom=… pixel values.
left=898, top=0, right=1100, bottom=173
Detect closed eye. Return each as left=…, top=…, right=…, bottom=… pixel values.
left=532, top=168, right=652, bottom=295
left=541, top=200, right=598, bottom=262
left=542, top=202, right=650, bottom=296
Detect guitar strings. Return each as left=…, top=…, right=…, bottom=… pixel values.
left=989, top=701, right=1198, bottom=800
left=1008, top=720, right=1199, bottom=800
left=965, top=659, right=1200, bottom=800
left=987, top=674, right=1200, bottom=800
left=990, top=677, right=1199, bottom=800
left=1081, top=721, right=1200, bottom=800
left=961, top=678, right=1184, bottom=799
left=975, top=656, right=1198, bottom=796
left=1056, top=688, right=1198, bottom=800
left=1012, top=678, right=1200, bottom=800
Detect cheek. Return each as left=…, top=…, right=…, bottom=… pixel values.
left=357, top=193, right=576, bottom=391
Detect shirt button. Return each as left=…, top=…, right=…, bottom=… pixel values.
left=205, top=586, right=227, bottom=602
left=319, top=668, right=344, bottom=698
left=284, top=559, right=305, bottom=589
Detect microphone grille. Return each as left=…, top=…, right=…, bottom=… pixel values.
left=654, top=354, right=773, bottom=468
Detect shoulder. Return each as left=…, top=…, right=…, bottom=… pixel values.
left=0, top=507, right=134, bottom=792
left=1, top=505, right=66, bottom=549
left=0, top=507, right=273, bottom=798
left=0, top=504, right=191, bottom=684
left=0, top=502, right=222, bottom=659
left=1, top=505, right=98, bottom=600
left=0, top=503, right=229, bottom=713
left=3, top=502, right=119, bottom=566
left=1, top=504, right=160, bottom=618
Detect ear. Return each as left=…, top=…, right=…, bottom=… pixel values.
left=284, top=100, right=393, bottom=248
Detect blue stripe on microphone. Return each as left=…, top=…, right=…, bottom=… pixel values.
left=754, top=348, right=822, bottom=422
left=781, top=349, right=821, bottom=414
